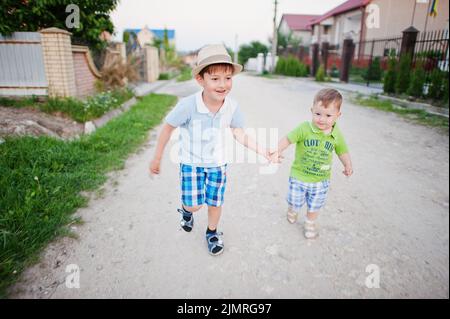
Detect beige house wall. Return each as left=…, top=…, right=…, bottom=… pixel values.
left=365, top=0, right=449, bottom=39
left=293, top=30, right=313, bottom=45
left=279, top=20, right=291, bottom=35
left=279, top=20, right=314, bottom=45
left=311, top=0, right=448, bottom=47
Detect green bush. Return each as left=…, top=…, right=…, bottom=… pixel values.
left=275, top=57, right=285, bottom=74
left=0, top=89, right=133, bottom=123
left=443, top=74, right=449, bottom=105
left=315, top=65, right=326, bottom=82
left=407, top=61, right=426, bottom=98
left=395, top=54, right=412, bottom=94
left=158, top=73, right=170, bottom=80
left=330, top=65, right=339, bottom=78
left=365, top=57, right=382, bottom=81
left=238, top=41, right=269, bottom=66
left=177, top=66, right=192, bottom=82
left=383, top=56, right=397, bottom=94
left=427, top=69, right=445, bottom=100
left=274, top=56, right=308, bottom=77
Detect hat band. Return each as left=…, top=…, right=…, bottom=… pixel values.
left=197, top=54, right=232, bottom=67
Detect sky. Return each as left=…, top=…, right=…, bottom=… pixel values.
left=110, top=0, right=347, bottom=52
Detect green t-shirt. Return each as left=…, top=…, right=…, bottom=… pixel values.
left=287, top=121, right=349, bottom=183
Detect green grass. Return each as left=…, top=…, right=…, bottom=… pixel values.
left=0, top=93, right=177, bottom=297
left=352, top=95, right=449, bottom=132
left=0, top=88, right=134, bottom=123
left=257, top=71, right=279, bottom=79
left=177, top=67, right=192, bottom=82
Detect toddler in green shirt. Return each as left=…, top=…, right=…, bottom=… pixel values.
left=271, top=88, right=353, bottom=239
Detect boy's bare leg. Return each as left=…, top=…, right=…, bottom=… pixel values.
left=306, top=211, right=318, bottom=221
left=207, top=206, right=222, bottom=230
left=183, top=205, right=202, bottom=213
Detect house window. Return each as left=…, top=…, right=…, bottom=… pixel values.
left=323, top=25, right=331, bottom=35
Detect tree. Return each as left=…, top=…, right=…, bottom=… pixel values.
left=0, top=0, right=119, bottom=51
left=365, top=57, right=382, bottom=81
left=276, top=31, right=301, bottom=50
left=427, top=69, right=444, bottom=100
left=407, top=61, right=426, bottom=98
left=315, top=65, right=326, bottom=82
left=238, top=41, right=268, bottom=65
left=383, top=55, right=397, bottom=94
left=395, top=54, right=412, bottom=94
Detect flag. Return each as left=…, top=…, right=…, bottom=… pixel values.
left=429, top=0, right=439, bottom=17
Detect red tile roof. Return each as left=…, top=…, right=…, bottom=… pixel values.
left=281, top=14, right=321, bottom=31
left=308, top=0, right=371, bottom=26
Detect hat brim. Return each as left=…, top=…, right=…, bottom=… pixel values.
left=191, top=61, right=243, bottom=77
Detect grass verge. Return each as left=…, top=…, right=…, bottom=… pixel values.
left=352, top=94, right=449, bottom=132
left=0, top=93, right=177, bottom=297
left=0, top=88, right=134, bottom=123
left=177, top=67, right=192, bottom=82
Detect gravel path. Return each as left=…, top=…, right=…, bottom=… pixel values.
left=10, top=74, right=449, bottom=298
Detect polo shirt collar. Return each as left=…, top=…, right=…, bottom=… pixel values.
left=196, top=90, right=227, bottom=114
left=309, top=122, right=339, bottom=138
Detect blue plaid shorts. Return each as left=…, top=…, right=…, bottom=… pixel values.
left=180, top=164, right=227, bottom=207
left=287, top=177, right=330, bottom=212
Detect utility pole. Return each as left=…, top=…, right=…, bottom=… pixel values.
left=271, top=0, right=278, bottom=72
left=411, top=0, right=418, bottom=26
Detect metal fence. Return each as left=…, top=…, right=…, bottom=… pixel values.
left=351, top=29, right=449, bottom=87
left=0, top=32, right=47, bottom=95
left=414, top=29, right=449, bottom=73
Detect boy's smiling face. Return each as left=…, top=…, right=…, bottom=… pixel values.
left=311, top=101, right=341, bottom=132
left=196, top=67, right=233, bottom=106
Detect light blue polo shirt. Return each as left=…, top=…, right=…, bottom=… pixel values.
left=165, top=91, right=245, bottom=167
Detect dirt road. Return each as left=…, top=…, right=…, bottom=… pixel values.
left=10, top=74, right=449, bottom=298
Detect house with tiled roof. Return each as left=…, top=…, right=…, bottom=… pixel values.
left=308, top=0, right=448, bottom=48
left=278, top=14, right=320, bottom=45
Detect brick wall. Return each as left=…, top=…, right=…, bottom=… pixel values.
left=72, top=46, right=101, bottom=98
left=40, top=28, right=77, bottom=97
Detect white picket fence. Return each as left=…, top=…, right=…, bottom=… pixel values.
left=244, top=53, right=278, bottom=73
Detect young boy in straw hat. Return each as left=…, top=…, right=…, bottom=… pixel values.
left=149, top=44, right=270, bottom=255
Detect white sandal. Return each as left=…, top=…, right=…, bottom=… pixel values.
left=287, top=207, right=298, bottom=224
left=304, top=220, right=319, bottom=239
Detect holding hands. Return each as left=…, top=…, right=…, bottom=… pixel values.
left=268, top=150, right=284, bottom=164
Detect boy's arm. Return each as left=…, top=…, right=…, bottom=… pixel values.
left=338, top=152, right=353, bottom=177
left=149, top=123, right=176, bottom=174
left=231, top=127, right=270, bottom=160
left=270, top=136, right=292, bottom=163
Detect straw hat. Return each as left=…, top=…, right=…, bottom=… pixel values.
left=191, top=44, right=243, bottom=77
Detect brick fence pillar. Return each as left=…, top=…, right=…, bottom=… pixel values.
left=321, top=42, right=330, bottom=74
left=340, top=38, right=355, bottom=83
left=311, top=43, right=320, bottom=76
left=144, top=46, right=160, bottom=82
left=400, top=26, right=419, bottom=57
left=40, top=27, right=76, bottom=97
